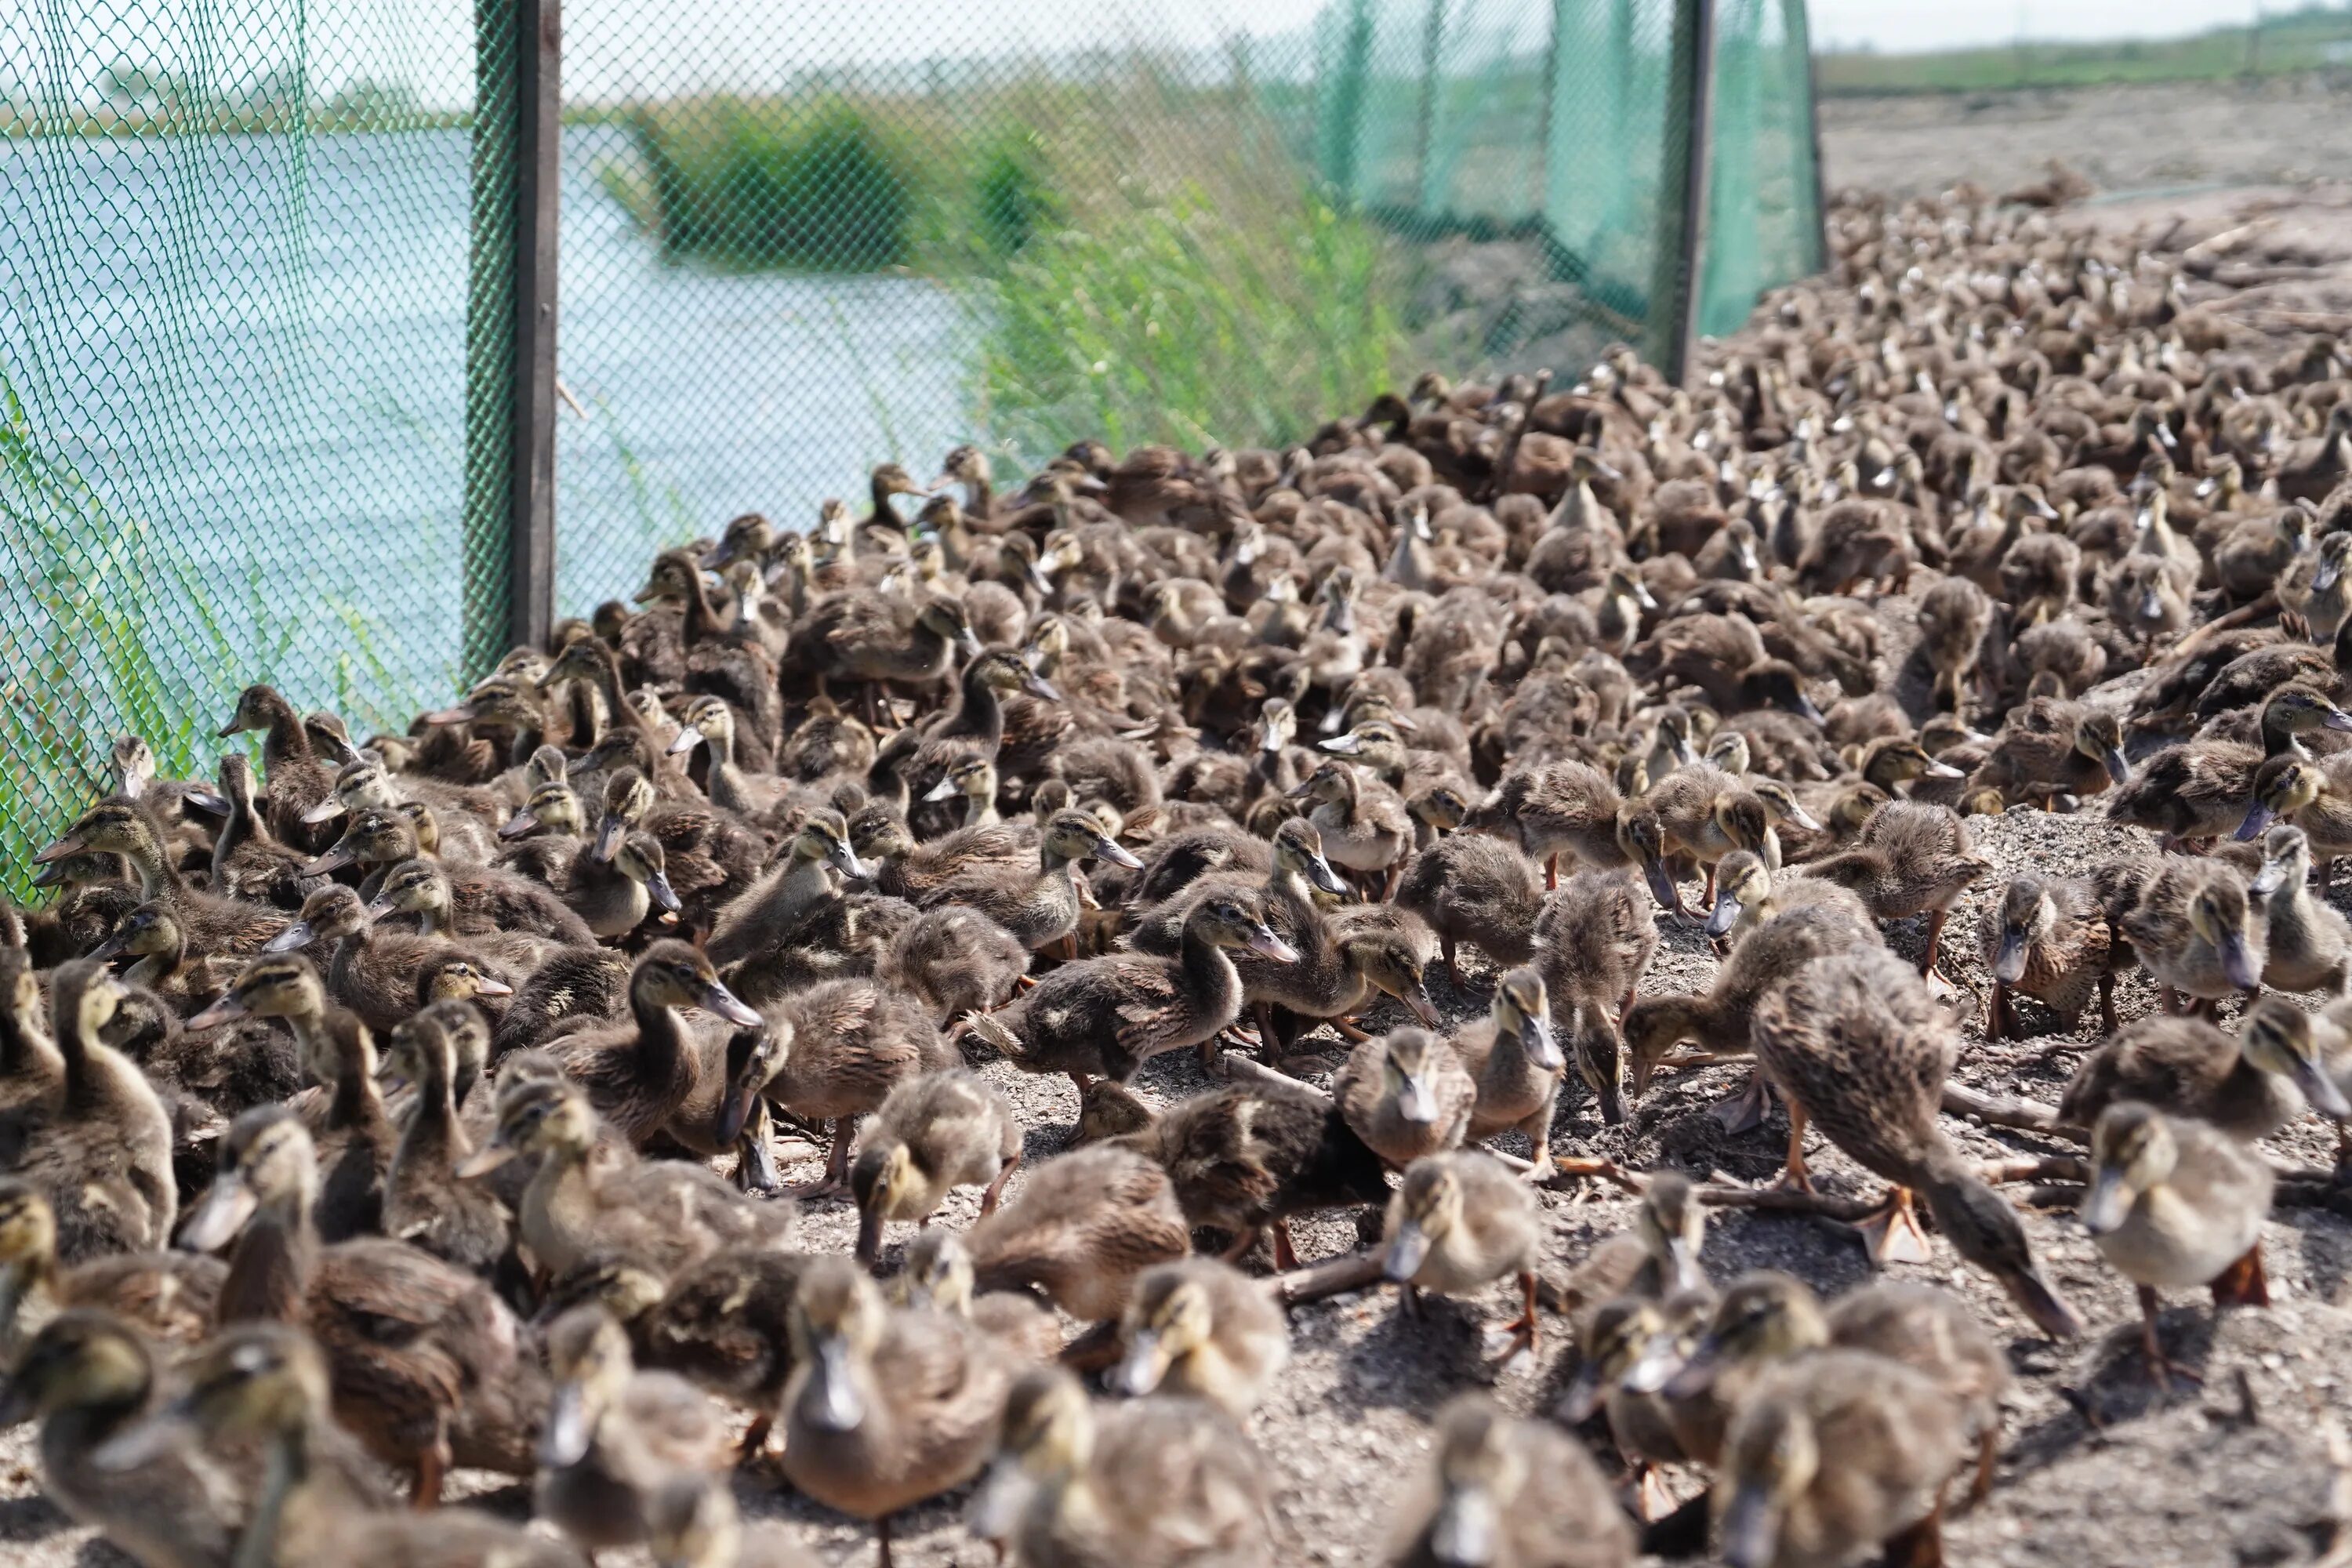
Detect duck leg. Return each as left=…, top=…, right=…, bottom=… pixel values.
left=1986, top=979, right=2011, bottom=1040
left=1711, top=1063, right=1773, bottom=1135
left=1852, top=1185, right=1935, bottom=1267
left=2209, top=1241, right=2270, bottom=1308
left=735, top=1122, right=784, bottom=1196
left=1218, top=1226, right=1264, bottom=1265
left=1545, top=854, right=1559, bottom=891
left=414, top=1437, right=449, bottom=1508
left=2100, top=970, right=2118, bottom=1033
left=979, top=1153, right=1022, bottom=1217
left=1773, top=1098, right=1814, bottom=1192
left=1879, top=1500, right=1946, bottom=1568
left=1485, top=1269, right=1540, bottom=1363
left=1272, top=1218, right=1301, bottom=1272
left=1441, top=933, right=1461, bottom=991
left=1919, top=906, right=1951, bottom=979
left=791, top=1118, right=856, bottom=1198
left=2135, top=1283, right=2201, bottom=1390
left=877, top=1514, right=896, bottom=1568
left=1632, top=1462, right=1677, bottom=1524
left=737, top=1413, right=772, bottom=1465
left=1331, top=1014, right=1373, bottom=1043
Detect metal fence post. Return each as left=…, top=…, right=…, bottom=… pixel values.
left=1319, top=0, right=1374, bottom=200
left=463, top=0, right=560, bottom=679
left=1646, top=0, right=1715, bottom=383
left=1781, top=0, right=1828, bottom=275
left=1414, top=0, right=1446, bottom=216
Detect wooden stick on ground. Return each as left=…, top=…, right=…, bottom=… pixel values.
left=1272, top=1250, right=1387, bottom=1307
left=1693, top=1184, right=1883, bottom=1224
left=1940, top=1083, right=2085, bottom=1144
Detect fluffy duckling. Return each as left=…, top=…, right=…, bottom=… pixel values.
left=1292, top=760, right=1415, bottom=896
left=378, top=1007, right=513, bottom=1273
left=1556, top=1292, right=1711, bottom=1517
left=543, top=939, right=763, bottom=1145
left=734, top=977, right=956, bottom=1196
left=880, top=904, right=1029, bottom=1023
left=2111, top=685, right=2352, bottom=846
left=2082, top=1102, right=2278, bottom=1388
left=1394, top=831, right=1546, bottom=985
left=848, top=1068, right=1024, bottom=1262
left=921, top=808, right=1142, bottom=956
left=1382, top=1151, right=1541, bottom=1359
left=2239, top=752, right=2352, bottom=864
left=1983, top=870, right=2118, bottom=1038
left=1647, top=766, right=1775, bottom=903
left=0, top=1181, right=220, bottom=1356
left=1333, top=1025, right=1476, bottom=1169
left=536, top=1303, right=731, bottom=1557
left=1464, top=759, right=1670, bottom=895
left=1917, top=575, right=1992, bottom=713
left=1381, top=1392, right=1632, bottom=1568
left=34, top=800, right=290, bottom=956
left=1111, top=1258, right=1289, bottom=1418
left=2245, top=824, right=2352, bottom=994
left=1798, top=800, right=1991, bottom=978
left=1446, top=967, right=1569, bottom=1178
left=780, top=1256, right=1010, bottom=1566
left=976, top=1366, right=1274, bottom=1568
left=1714, top=1349, right=1968, bottom=1568
left=2117, top=858, right=2268, bottom=1013
left=2, top=960, right=178, bottom=1260
left=644, top=1472, right=815, bottom=1568
left=1967, top=700, right=2132, bottom=808
left=965, top=1144, right=1189, bottom=1321
left=1533, top=869, right=1661, bottom=1126
left=964, top=895, right=1294, bottom=1087
left=1553, top=1171, right=1710, bottom=1322
left=2063, top=997, right=2347, bottom=1139
left=1751, top=949, right=2083, bottom=1336
left=895, top=1229, right=1061, bottom=1363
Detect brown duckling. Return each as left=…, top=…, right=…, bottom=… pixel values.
left=558, top=829, right=684, bottom=940
left=536, top=1303, right=730, bottom=1558
left=1750, top=949, right=2083, bottom=1334
left=34, top=800, right=290, bottom=956
left=2238, top=750, right=2352, bottom=864
left=1334, top=1025, right=1475, bottom=1169
left=1798, top=800, right=1990, bottom=978
left=893, top=1229, right=1061, bottom=1363
left=966, top=895, right=1294, bottom=1087
left=1292, top=759, right=1414, bottom=897
left=378, top=1007, right=514, bottom=1273
left=1967, top=699, right=2132, bottom=808
left=1983, top=870, right=2118, bottom=1038
left=1447, top=967, right=1570, bottom=1178
left=966, top=1144, right=1190, bottom=1321
left=208, top=750, right=317, bottom=909
left=1465, top=758, right=1668, bottom=894
left=178, top=1106, right=538, bottom=1501
left=976, top=1366, right=1275, bottom=1568
left=2061, top=996, right=2347, bottom=1138
left=2116, top=857, right=2267, bottom=1012
left=1110, top=1257, right=1289, bottom=1417
left=644, top=1472, right=815, bottom=1568
left=84, top=900, right=240, bottom=1016
left=258, top=884, right=484, bottom=1037
left=216, top=682, right=339, bottom=849
left=2111, top=684, right=2352, bottom=846
left=1381, top=1392, right=1632, bottom=1568
left=848, top=1067, right=1023, bottom=1261
left=1534, top=868, right=1661, bottom=1126
left=2082, top=1102, right=2277, bottom=1388
left=920, top=808, right=1142, bottom=955
left=0, top=1179, right=220, bottom=1356
left=1394, top=831, right=1545, bottom=985
left=541, top=939, right=762, bottom=1145
left=1382, top=1151, right=1542, bottom=1359
left=368, top=849, right=597, bottom=947
left=2245, top=823, right=2351, bottom=995
left=880, top=904, right=1030, bottom=1023
left=780, top=1255, right=1009, bottom=1566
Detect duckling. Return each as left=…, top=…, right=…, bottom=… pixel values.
left=1556, top=1291, right=1712, bottom=1517
left=2281, top=528, right=2352, bottom=641
left=2238, top=751, right=2352, bottom=862
left=1552, top=1170, right=1710, bottom=1322
left=1698, top=848, right=1857, bottom=943
left=894, top=1229, right=1061, bottom=1363
left=978, top=1366, right=1275, bottom=1568
left=1382, top=1151, right=1541, bottom=1358
left=1394, top=831, right=1545, bottom=985
left=1624, top=893, right=1878, bottom=1133
left=208, top=751, right=317, bottom=909
left=557, top=829, right=683, bottom=940
left=780, top=1256, right=1009, bottom=1566
left=851, top=804, right=1033, bottom=905
left=1110, top=1258, right=1289, bottom=1417
left=1713, top=1348, right=1969, bottom=1568
left=257, top=884, right=466, bottom=1037
left=459, top=1076, right=774, bottom=1283
left=1445, top=967, right=1570, bottom=1178
left=2111, top=685, right=2352, bottom=846
left=1968, top=700, right=2132, bottom=808
left=95, top=1322, right=579, bottom=1566
left=498, top=776, right=589, bottom=879
left=1291, top=760, right=1414, bottom=897
left=540, top=939, right=763, bottom=1145
left=879, top=905, right=1030, bottom=1025
left=1125, top=815, right=1347, bottom=964
left=2246, top=824, right=2351, bottom=994
left=667, top=695, right=787, bottom=819
left=1381, top=1393, right=1632, bottom=1568
left=0, top=961, right=177, bottom=1261
left=179, top=1107, right=537, bottom=1501
left=1983, top=870, right=2118, bottom=1038
left=536, top=1303, right=731, bottom=1557
left=2062, top=996, right=2347, bottom=1138
left=216, top=682, right=339, bottom=850
left=378, top=1007, right=513, bottom=1273
left=1916, top=575, right=1993, bottom=713
left=1798, top=800, right=1990, bottom=978
left=2082, top=1101, right=2277, bottom=1388
left=1750, top=949, right=2083, bottom=1335
left=708, top=809, right=869, bottom=966
left=1465, top=759, right=1665, bottom=894
left=2116, top=858, right=2267, bottom=1012
left=85, top=900, right=240, bottom=1015
left=34, top=800, right=290, bottom=956
left=965, top=895, right=1294, bottom=1086
left=725, top=977, right=955, bottom=1195
left=921, top=808, right=1142, bottom=956
left=787, top=593, right=984, bottom=724
left=0, top=1180, right=220, bottom=1356
left=1113, top=1076, right=1390, bottom=1269
left=966, top=1144, right=1190, bottom=1321
left=848, top=1067, right=1022, bottom=1261
left=1334, top=1025, right=1476, bottom=1169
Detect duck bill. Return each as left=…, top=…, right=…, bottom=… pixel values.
left=262, top=921, right=315, bottom=954
left=1923, top=758, right=1965, bottom=779
left=2220, top=930, right=2261, bottom=991
left=455, top=1141, right=518, bottom=1180
left=177, top=1175, right=257, bottom=1252
left=1992, top=929, right=2028, bottom=985
left=539, top=1383, right=593, bottom=1468
left=1430, top=1483, right=1499, bottom=1567
left=1664, top=1238, right=1704, bottom=1295
left=2328, top=707, right=2352, bottom=733
left=1093, top=837, right=1145, bottom=871
left=299, top=845, right=356, bottom=877
left=647, top=873, right=683, bottom=915
left=2318, top=560, right=2343, bottom=593
left=2291, top=1058, right=2352, bottom=1121
left=497, top=808, right=539, bottom=840
left=419, top=705, right=478, bottom=726
left=299, top=797, right=348, bottom=826
left=472, top=974, right=514, bottom=997
left=1621, top=1331, right=1690, bottom=1396
left=805, top=1338, right=866, bottom=1432
left=1320, top=733, right=1364, bottom=756
left=1719, top=1483, right=1780, bottom=1568
left=1383, top=1220, right=1431, bottom=1283
left=1787, top=804, right=1822, bottom=832
left=2137, top=587, right=2164, bottom=622
left=852, top=1200, right=885, bottom=1265
left=2102, top=748, right=2132, bottom=788
left=716, top=1075, right=763, bottom=1146
left=1595, top=1073, right=1627, bottom=1127
left=1704, top=891, right=1742, bottom=938
left=2234, top=802, right=2274, bottom=841
left=2001, top=1261, right=2085, bottom=1341
left=828, top=843, right=869, bottom=880
left=1022, top=674, right=1063, bottom=702
left=85, top=931, right=132, bottom=964
left=1642, top=858, right=1682, bottom=914
left=180, top=788, right=233, bottom=816
left=956, top=630, right=985, bottom=662
left=1112, top=1331, right=1168, bottom=1398
left=1791, top=693, right=1826, bottom=725
left=921, top=775, right=962, bottom=804
left=702, top=981, right=763, bottom=1029
left=185, top=993, right=249, bottom=1031
left=1521, top=1014, right=1565, bottom=1073
left=1396, top=1074, right=1438, bottom=1126
left=1555, top=1362, right=1607, bottom=1424
left=968, top=1455, right=1030, bottom=1545
left=1400, top=985, right=1441, bottom=1027
left=2080, top=1167, right=2131, bottom=1236
left=2252, top=859, right=2288, bottom=896
left=592, top=815, right=625, bottom=863
left=1661, top=1338, right=1723, bottom=1402
left=30, top=832, right=85, bottom=866
left=1258, top=725, right=1285, bottom=755
left=1025, top=561, right=1055, bottom=597
left=1305, top=855, right=1349, bottom=897
left=1245, top=928, right=1300, bottom=964
left=90, top=1407, right=198, bottom=1472
left=665, top=728, right=704, bottom=758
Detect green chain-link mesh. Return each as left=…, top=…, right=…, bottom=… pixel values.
left=2, top=0, right=1819, bottom=902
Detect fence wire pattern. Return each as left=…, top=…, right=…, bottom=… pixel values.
left=1, top=0, right=1819, bottom=899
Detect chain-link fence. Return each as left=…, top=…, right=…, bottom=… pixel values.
left=2, top=0, right=1820, bottom=898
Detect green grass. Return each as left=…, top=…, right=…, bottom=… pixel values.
left=1819, top=5, right=2352, bottom=96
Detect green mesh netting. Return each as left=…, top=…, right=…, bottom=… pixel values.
left=2, top=0, right=1820, bottom=900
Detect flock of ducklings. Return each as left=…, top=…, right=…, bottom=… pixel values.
left=9, top=186, right=2352, bottom=1568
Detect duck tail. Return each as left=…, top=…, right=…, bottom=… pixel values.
left=961, top=1008, right=1027, bottom=1062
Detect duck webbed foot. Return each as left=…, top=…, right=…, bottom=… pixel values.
left=1851, top=1185, right=1934, bottom=1267
left=1710, top=1064, right=1773, bottom=1135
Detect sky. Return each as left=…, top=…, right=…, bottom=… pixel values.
left=1811, top=0, right=2271, bottom=53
